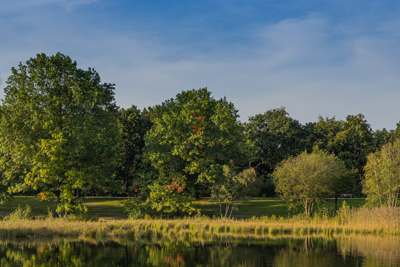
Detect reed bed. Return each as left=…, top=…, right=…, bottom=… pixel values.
left=0, top=206, right=399, bottom=240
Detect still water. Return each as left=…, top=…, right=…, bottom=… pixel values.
left=0, top=235, right=399, bottom=266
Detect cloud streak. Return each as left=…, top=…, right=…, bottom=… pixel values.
left=1, top=1, right=399, bottom=130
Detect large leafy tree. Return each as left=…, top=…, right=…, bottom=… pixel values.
left=389, top=122, right=400, bottom=142
left=314, top=116, right=353, bottom=208
left=314, top=116, right=346, bottom=152
left=0, top=53, right=123, bottom=213
left=117, top=106, right=152, bottom=193
left=245, top=107, right=309, bottom=196
left=372, top=128, right=391, bottom=149
left=143, top=88, right=255, bottom=214
left=314, top=115, right=374, bottom=197
left=333, top=114, right=374, bottom=196
left=363, top=140, right=400, bottom=208
left=273, top=147, right=348, bottom=217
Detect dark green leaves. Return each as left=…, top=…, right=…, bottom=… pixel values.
left=0, top=53, right=123, bottom=213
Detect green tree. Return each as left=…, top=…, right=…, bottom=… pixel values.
left=314, top=116, right=353, bottom=210
left=273, top=147, right=347, bottom=216
left=373, top=128, right=391, bottom=149
left=117, top=106, right=152, bottom=193
left=210, top=165, right=259, bottom=218
left=0, top=53, right=123, bottom=213
left=389, top=122, right=400, bottom=142
left=143, top=88, right=255, bottom=214
left=363, top=140, right=400, bottom=208
left=245, top=107, right=309, bottom=196
left=314, top=115, right=374, bottom=197
left=329, top=161, right=353, bottom=212
left=314, top=116, right=346, bottom=152
left=334, top=114, right=374, bottom=196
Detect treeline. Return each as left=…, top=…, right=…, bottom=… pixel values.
left=0, top=53, right=399, bottom=214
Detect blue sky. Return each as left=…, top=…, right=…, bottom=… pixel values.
left=1, top=0, right=400, bottom=130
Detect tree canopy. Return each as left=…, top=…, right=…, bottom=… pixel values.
left=1, top=52, right=399, bottom=217
left=273, top=147, right=348, bottom=216
left=363, top=140, right=400, bottom=208
left=142, top=88, right=256, bottom=213
left=0, top=53, right=123, bottom=213
left=245, top=107, right=312, bottom=196
left=117, top=105, right=152, bottom=193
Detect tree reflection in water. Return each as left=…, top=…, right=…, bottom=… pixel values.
left=0, top=235, right=398, bottom=266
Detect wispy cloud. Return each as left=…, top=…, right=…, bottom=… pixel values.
left=1, top=1, right=399, bottom=130
left=0, top=0, right=99, bottom=12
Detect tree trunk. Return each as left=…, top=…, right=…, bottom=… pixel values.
left=175, top=208, right=181, bottom=217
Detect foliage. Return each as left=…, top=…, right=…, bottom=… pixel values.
left=373, top=128, right=392, bottom=149
left=314, top=115, right=374, bottom=197
left=117, top=105, right=152, bottom=193
left=128, top=208, right=143, bottom=219
left=337, top=200, right=351, bottom=225
left=0, top=53, right=123, bottom=213
left=124, top=197, right=144, bottom=219
left=363, top=140, right=400, bottom=208
left=245, top=107, right=312, bottom=196
left=211, top=165, right=259, bottom=218
left=147, top=174, right=198, bottom=215
left=5, top=204, right=33, bottom=220
left=273, top=147, right=348, bottom=216
left=334, top=114, right=374, bottom=196
left=143, top=88, right=256, bottom=210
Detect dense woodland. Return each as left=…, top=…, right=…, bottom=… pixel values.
left=1, top=53, right=399, bottom=215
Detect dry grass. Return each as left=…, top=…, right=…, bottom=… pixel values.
left=0, top=206, right=399, bottom=240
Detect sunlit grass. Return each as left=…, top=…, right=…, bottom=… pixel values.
left=0, top=206, right=399, bottom=240
left=0, top=197, right=366, bottom=219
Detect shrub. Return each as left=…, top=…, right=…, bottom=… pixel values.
left=128, top=208, right=143, bottom=220
left=6, top=205, right=33, bottom=220
left=124, top=197, right=144, bottom=219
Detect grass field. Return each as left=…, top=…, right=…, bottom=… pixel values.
left=0, top=196, right=365, bottom=219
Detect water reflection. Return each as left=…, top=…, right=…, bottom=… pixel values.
left=0, top=235, right=398, bottom=266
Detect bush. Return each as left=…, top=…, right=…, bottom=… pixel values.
left=6, top=205, right=33, bottom=220
left=124, top=197, right=144, bottom=219
left=128, top=208, right=143, bottom=219
left=337, top=200, right=352, bottom=225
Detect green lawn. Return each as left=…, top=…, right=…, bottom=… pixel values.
left=0, top=196, right=365, bottom=219
left=194, top=198, right=365, bottom=217
left=0, top=197, right=126, bottom=218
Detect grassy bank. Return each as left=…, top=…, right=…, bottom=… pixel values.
left=0, top=206, right=399, bottom=240
left=0, top=197, right=365, bottom=218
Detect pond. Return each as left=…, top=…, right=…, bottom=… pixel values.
left=0, top=235, right=399, bottom=266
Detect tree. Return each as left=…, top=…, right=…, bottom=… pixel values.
left=363, top=140, right=400, bottom=208
left=372, top=128, right=391, bottom=150
left=314, top=116, right=353, bottom=210
left=143, top=88, right=255, bottom=214
left=334, top=114, right=374, bottom=196
left=117, top=106, right=152, bottom=193
left=328, top=160, right=353, bottom=212
left=314, top=116, right=346, bottom=153
left=210, top=165, right=259, bottom=218
left=245, top=107, right=309, bottom=196
left=315, top=115, right=374, bottom=197
left=272, top=147, right=347, bottom=216
left=388, top=122, right=400, bottom=142
left=0, top=53, right=123, bottom=213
